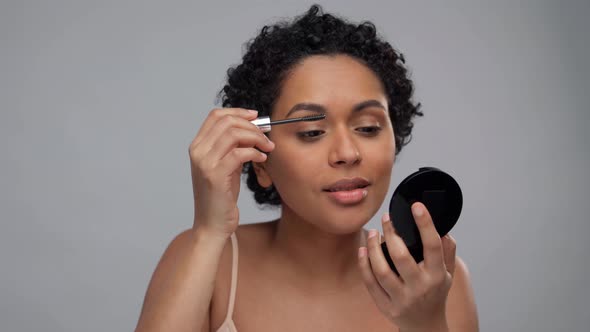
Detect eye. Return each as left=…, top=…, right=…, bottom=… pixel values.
left=297, top=130, right=325, bottom=140
left=356, top=126, right=382, bottom=136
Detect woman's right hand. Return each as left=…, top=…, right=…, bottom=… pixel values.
left=188, top=108, right=274, bottom=238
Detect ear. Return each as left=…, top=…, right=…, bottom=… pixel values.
left=252, top=161, right=272, bottom=188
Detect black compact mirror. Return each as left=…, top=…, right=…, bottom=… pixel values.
left=380, top=167, right=463, bottom=275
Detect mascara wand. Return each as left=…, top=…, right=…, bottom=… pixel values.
left=250, top=114, right=326, bottom=133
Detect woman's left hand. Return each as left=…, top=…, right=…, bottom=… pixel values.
left=358, top=202, right=457, bottom=332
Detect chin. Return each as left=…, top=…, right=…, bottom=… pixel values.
left=314, top=210, right=374, bottom=235
left=281, top=195, right=380, bottom=234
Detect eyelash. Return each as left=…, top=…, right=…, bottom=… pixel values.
left=296, top=126, right=382, bottom=140
left=357, top=126, right=382, bottom=135
left=297, top=130, right=324, bottom=139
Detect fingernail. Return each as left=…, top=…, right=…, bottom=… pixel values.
left=248, top=109, right=258, bottom=115
left=358, top=247, right=367, bottom=258
left=368, top=229, right=377, bottom=239
left=412, top=204, right=423, bottom=217
left=381, top=213, right=390, bottom=224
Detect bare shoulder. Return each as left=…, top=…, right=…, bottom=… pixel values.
left=213, top=222, right=273, bottom=281
left=209, top=221, right=277, bottom=329
left=214, top=220, right=278, bottom=278
left=145, top=229, right=200, bottom=286
left=236, top=220, right=277, bottom=245
left=137, top=229, right=234, bottom=332
left=163, top=221, right=275, bottom=262
left=446, top=255, right=480, bottom=331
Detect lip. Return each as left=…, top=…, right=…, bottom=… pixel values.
left=323, top=177, right=370, bottom=192
left=323, top=177, right=370, bottom=205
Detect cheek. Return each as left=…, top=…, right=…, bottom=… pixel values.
left=266, top=146, right=319, bottom=189
left=368, top=135, right=396, bottom=164
left=369, top=139, right=396, bottom=187
left=373, top=152, right=394, bottom=185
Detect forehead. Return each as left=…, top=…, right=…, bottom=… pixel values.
left=272, top=55, right=387, bottom=118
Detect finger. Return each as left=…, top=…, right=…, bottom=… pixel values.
left=193, top=112, right=273, bottom=158
left=192, top=108, right=259, bottom=147
left=358, top=246, right=391, bottom=311
left=381, top=213, right=420, bottom=283
left=412, top=202, right=445, bottom=272
left=217, top=147, right=268, bottom=176
left=366, top=229, right=403, bottom=297
left=441, top=234, right=457, bottom=277
left=206, top=127, right=274, bottom=162
left=195, top=110, right=263, bottom=153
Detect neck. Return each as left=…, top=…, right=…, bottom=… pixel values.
left=269, top=209, right=369, bottom=290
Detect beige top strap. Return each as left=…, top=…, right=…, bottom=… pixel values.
left=224, top=232, right=239, bottom=321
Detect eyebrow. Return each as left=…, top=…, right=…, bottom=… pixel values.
left=285, top=99, right=386, bottom=118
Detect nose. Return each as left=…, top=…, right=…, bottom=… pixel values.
left=328, top=129, right=362, bottom=167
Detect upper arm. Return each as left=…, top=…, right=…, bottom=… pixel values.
left=446, top=256, right=479, bottom=332
left=136, top=229, right=213, bottom=332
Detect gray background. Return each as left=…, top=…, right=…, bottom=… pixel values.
left=2, top=0, right=589, bottom=331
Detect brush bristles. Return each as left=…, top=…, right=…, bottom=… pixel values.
left=296, top=114, right=326, bottom=122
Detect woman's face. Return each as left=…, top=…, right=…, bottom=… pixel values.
left=256, top=54, right=396, bottom=234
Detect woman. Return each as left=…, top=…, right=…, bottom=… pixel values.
left=136, top=5, right=478, bottom=332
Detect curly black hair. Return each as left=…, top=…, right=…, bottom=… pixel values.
left=218, top=4, right=423, bottom=206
